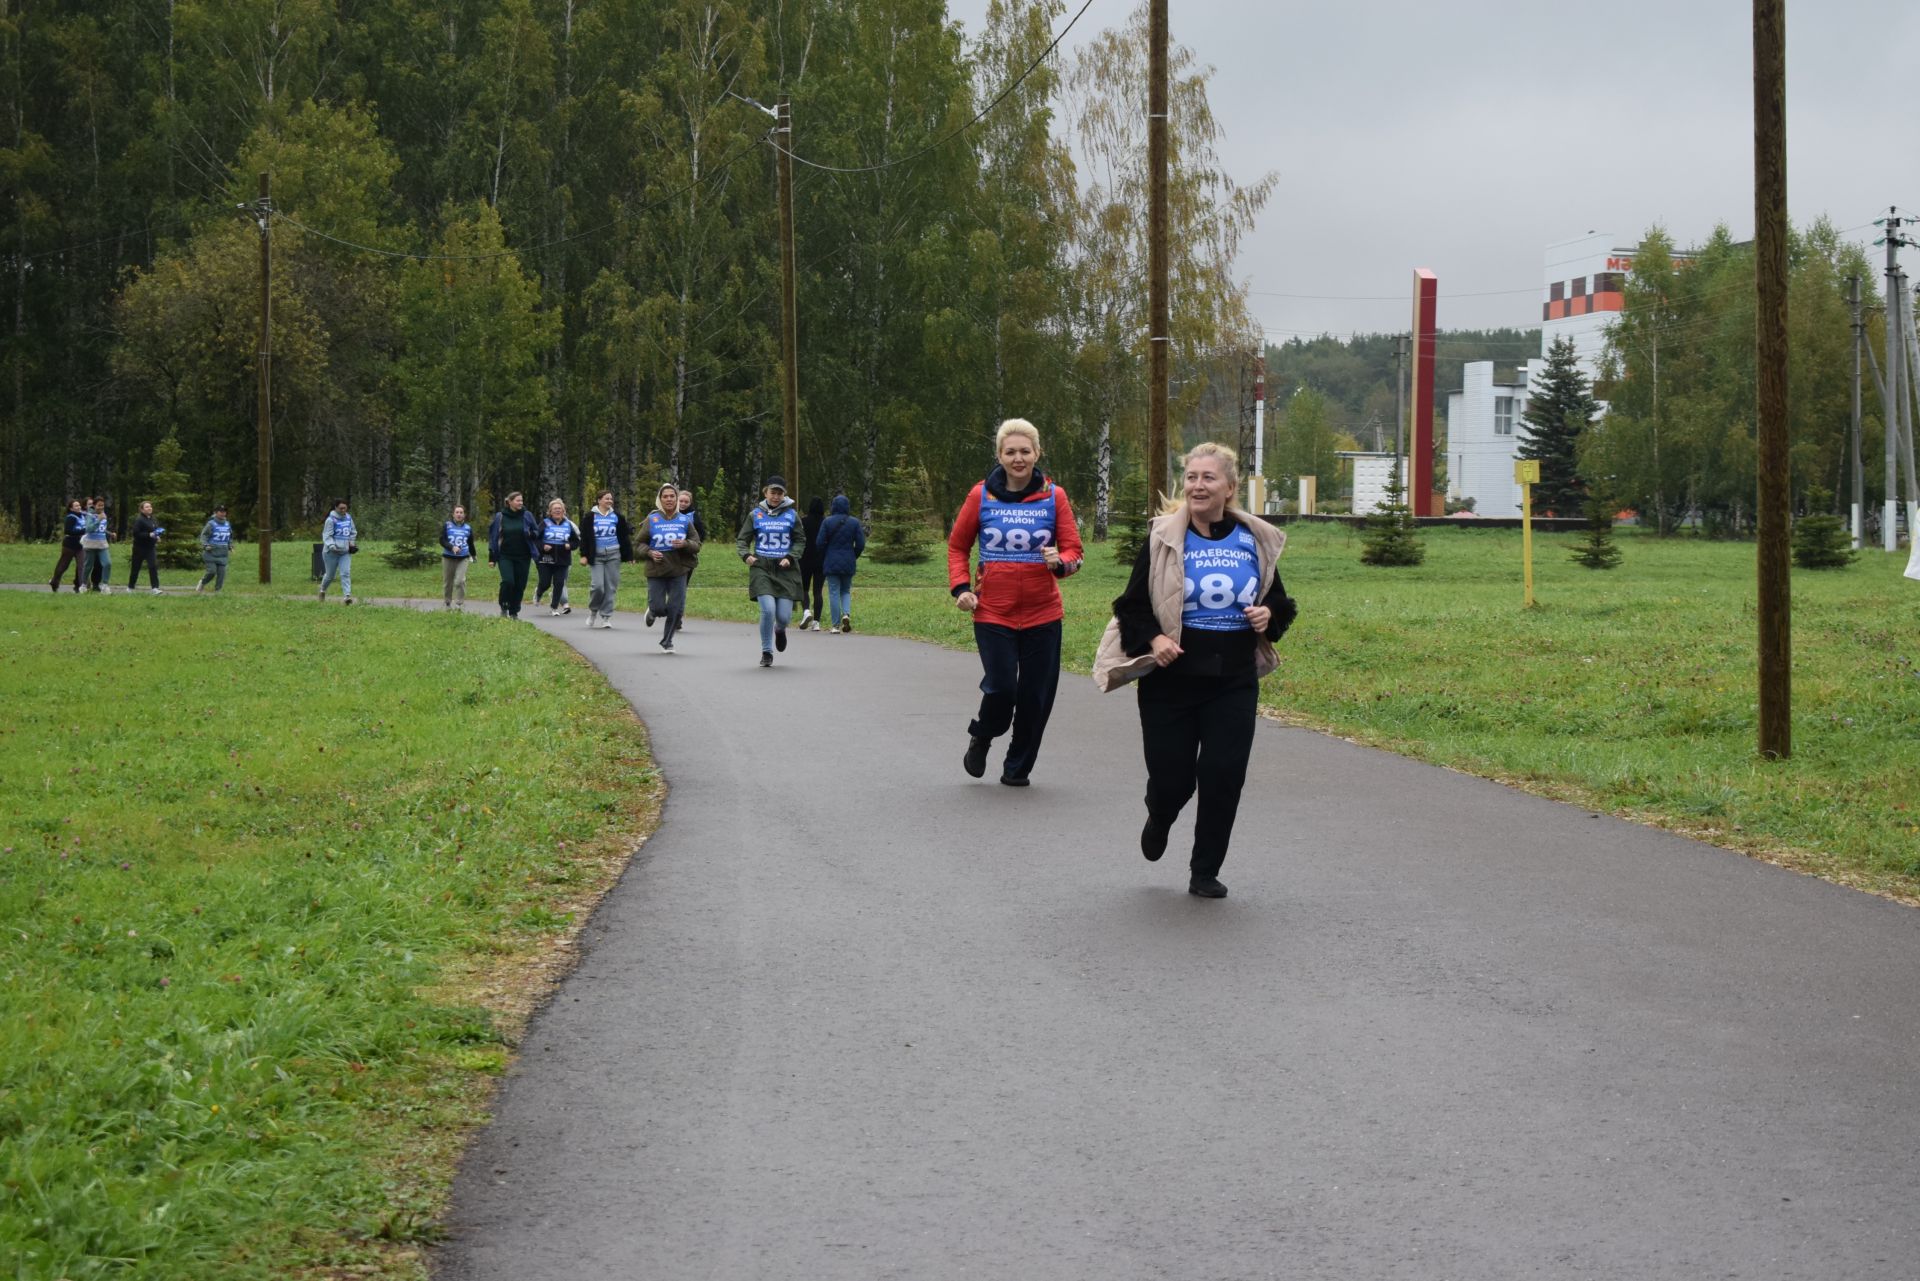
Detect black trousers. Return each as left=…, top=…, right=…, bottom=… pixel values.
left=497, top=557, right=532, bottom=616
left=1137, top=672, right=1259, bottom=879
left=801, top=563, right=824, bottom=618
left=969, top=619, right=1062, bottom=780
left=127, top=543, right=160, bottom=589
left=50, top=543, right=81, bottom=590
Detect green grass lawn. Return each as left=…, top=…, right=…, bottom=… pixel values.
left=0, top=595, right=656, bottom=1279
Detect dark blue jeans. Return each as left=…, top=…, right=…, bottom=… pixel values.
left=969, top=619, right=1062, bottom=781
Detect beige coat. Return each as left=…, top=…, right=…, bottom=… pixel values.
left=1091, top=506, right=1287, bottom=693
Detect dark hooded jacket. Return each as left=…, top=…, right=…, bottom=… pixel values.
left=817, top=495, right=867, bottom=576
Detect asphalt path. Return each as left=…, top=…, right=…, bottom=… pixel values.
left=397, top=609, right=1920, bottom=1280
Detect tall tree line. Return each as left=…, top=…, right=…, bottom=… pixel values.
left=0, top=0, right=1268, bottom=540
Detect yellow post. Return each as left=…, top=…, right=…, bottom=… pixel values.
left=1515, top=459, right=1540, bottom=608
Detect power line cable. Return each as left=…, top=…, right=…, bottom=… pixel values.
left=770, top=0, right=1098, bottom=176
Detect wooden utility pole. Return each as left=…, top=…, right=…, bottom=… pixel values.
left=1753, top=0, right=1790, bottom=760
left=776, top=97, right=799, bottom=496
left=1850, top=274, right=1865, bottom=548
left=255, top=172, right=273, bottom=584
left=1146, top=0, right=1169, bottom=504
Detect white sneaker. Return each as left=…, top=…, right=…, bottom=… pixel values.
left=799, top=609, right=815, bottom=629
left=151, top=588, right=163, bottom=595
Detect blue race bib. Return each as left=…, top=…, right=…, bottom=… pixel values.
left=752, top=508, right=796, bottom=559
left=1180, top=526, right=1260, bottom=632
left=594, top=511, right=621, bottom=550
left=977, top=488, right=1056, bottom=564
left=648, top=512, right=689, bottom=551
left=542, top=519, right=572, bottom=547
left=208, top=521, right=232, bottom=548
left=445, top=523, right=472, bottom=556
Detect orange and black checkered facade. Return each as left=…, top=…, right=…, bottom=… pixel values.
left=1544, top=271, right=1626, bottom=321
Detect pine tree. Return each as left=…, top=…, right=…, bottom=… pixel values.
left=1359, top=465, right=1425, bottom=567
left=144, top=432, right=202, bottom=569
left=867, top=448, right=936, bottom=565
left=384, top=447, right=440, bottom=569
left=1519, top=335, right=1595, bottom=516
left=1571, top=486, right=1623, bottom=570
left=1110, top=467, right=1151, bottom=565
left=1792, top=487, right=1856, bottom=569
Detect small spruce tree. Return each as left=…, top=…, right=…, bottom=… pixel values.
left=1110, top=467, right=1152, bottom=565
left=1518, top=335, right=1596, bottom=516
left=1359, top=464, right=1425, bottom=567
left=699, top=466, right=735, bottom=536
left=1791, top=487, right=1856, bottom=569
left=383, top=447, right=441, bottom=568
left=1571, top=486, right=1623, bottom=570
left=867, top=447, right=936, bottom=564
left=145, top=431, right=203, bottom=568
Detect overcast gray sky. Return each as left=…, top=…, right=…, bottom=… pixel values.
left=946, top=0, right=1920, bottom=339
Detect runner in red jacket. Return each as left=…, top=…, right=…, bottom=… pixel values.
left=946, top=418, right=1084, bottom=785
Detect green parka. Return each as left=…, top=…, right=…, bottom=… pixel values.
left=736, top=497, right=805, bottom=601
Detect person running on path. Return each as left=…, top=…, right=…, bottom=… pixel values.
left=817, top=494, right=866, bottom=633
left=581, top=490, right=634, bottom=629
left=947, top=418, right=1084, bottom=786
left=535, top=499, right=579, bottom=616
left=440, top=504, right=477, bottom=610
left=49, top=499, right=86, bottom=592
left=80, top=497, right=113, bottom=593
left=127, top=501, right=163, bottom=594
left=1092, top=442, right=1295, bottom=901
left=642, top=482, right=699, bottom=653
left=318, top=498, right=357, bottom=605
left=674, top=487, right=705, bottom=630
left=196, top=504, right=234, bottom=593
left=737, top=476, right=804, bottom=668
left=798, top=496, right=827, bottom=630
left=488, top=492, right=539, bottom=619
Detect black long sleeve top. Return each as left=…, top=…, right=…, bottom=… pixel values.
left=1111, top=517, right=1297, bottom=680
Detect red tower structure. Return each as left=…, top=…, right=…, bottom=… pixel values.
left=1409, top=269, right=1439, bottom=515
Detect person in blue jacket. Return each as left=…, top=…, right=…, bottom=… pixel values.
left=318, top=498, right=358, bottom=605
left=488, top=492, right=540, bottom=619
left=49, top=498, right=86, bottom=592
left=440, top=504, right=477, bottom=610
left=816, top=494, right=867, bottom=633
left=80, top=496, right=113, bottom=593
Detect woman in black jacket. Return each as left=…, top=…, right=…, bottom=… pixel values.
left=127, top=501, right=163, bottom=593
left=798, top=496, right=827, bottom=630
left=488, top=493, right=540, bottom=619
left=48, top=499, right=85, bottom=592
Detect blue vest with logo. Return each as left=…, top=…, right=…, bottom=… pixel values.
left=444, top=522, right=473, bottom=558
left=751, top=507, right=797, bottom=559
left=326, top=514, right=356, bottom=550
left=207, top=519, right=233, bottom=549
left=592, top=511, right=621, bottom=551
left=541, top=518, right=573, bottom=550
left=647, top=511, right=689, bottom=551
left=976, top=486, right=1056, bottom=565
left=1180, top=524, right=1261, bottom=632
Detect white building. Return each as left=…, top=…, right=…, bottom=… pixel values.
left=1445, top=232, right=1640, bottom=516
left=1341, top=451, right=1409, bottom=515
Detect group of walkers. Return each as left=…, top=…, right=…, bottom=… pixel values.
left=47, top=496, right=241, bottom=595
left=943, top=419, right=1296, bottom=901
left=43, top=418, right=1293, bottom=897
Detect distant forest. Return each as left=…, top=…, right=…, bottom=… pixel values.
left=1262, top=328, right=1543, bottom=452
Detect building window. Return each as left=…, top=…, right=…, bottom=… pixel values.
left=1571, top=276, right=1587, bottom=297
left=1495, top=396, right=1515, bottom=435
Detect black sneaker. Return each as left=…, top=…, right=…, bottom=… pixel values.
left=774, top=627, right=787, bottom=653
left=760, top=651, right=774, bottom=667
left=1188, top=877, right=1228, bottom=899
left=645, top=609, right=656, bottom=627
left=962, top=736, right=990, bottom=778
left=1141, top=816, right=1171, bottom=862
left=998, top=774, right=1029, bottom=788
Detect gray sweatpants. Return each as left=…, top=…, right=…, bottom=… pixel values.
left=443, top=556, right=471, bottom=607
left=589, top=551, right=622, bottom=619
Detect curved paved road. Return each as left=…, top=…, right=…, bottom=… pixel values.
left=436, top=614, right=1920, bottom=1280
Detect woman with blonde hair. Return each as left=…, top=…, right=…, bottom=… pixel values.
left=945, top=418, right=1084, bottom=785
left=1092, top=442, right=1296, bottom=899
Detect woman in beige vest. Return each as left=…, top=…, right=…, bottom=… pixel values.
left=1093, top=442, right=1295, bottom=899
